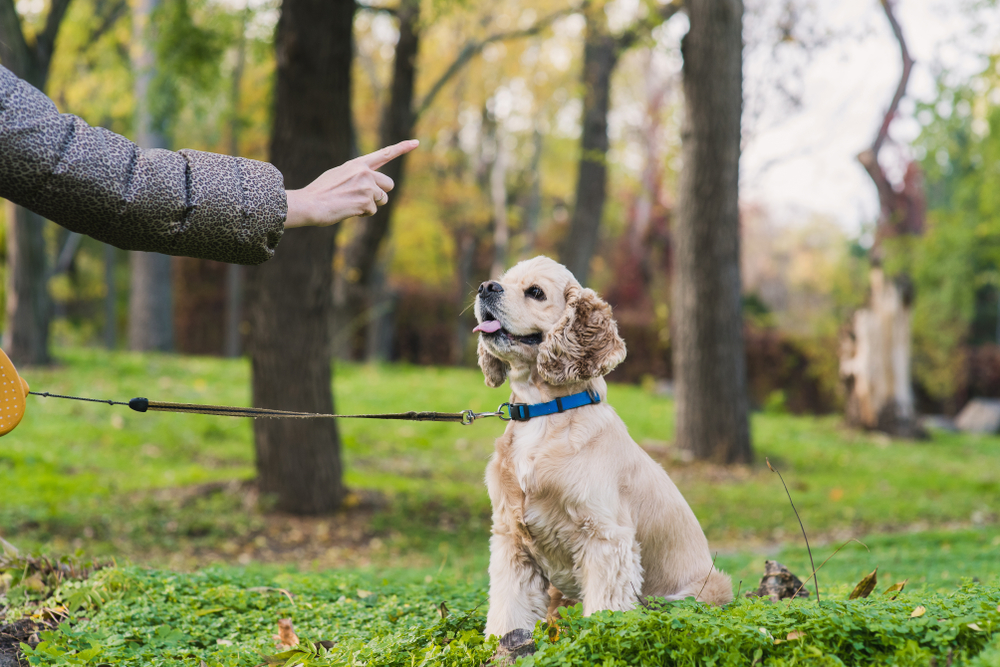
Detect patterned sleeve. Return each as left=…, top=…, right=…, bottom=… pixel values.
left=0, top=65, right=285, bottom=265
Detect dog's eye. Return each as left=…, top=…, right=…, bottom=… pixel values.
left=524, top=285, right=545, bottom=301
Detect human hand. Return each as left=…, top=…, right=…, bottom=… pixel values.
left=284, top=139, right=419, bottom=229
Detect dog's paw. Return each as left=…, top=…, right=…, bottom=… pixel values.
left=489, top=628, right=535, bottom=666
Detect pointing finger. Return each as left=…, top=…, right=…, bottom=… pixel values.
left=360, top=139, right=419, bottom=170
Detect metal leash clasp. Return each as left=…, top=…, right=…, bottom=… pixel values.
left=460, top=404, right=512, bottom=425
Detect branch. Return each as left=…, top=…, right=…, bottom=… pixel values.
left=870, top=0, right=912, bottom=157
left=36, top=0, right=74, bottom=71
left=0, top=0, right=31, bottom=75
left=617, top=0, right=683, bottom=51
left=414, top=5, right=583, bottom=119
left=88, top=0, right=128, bottom=44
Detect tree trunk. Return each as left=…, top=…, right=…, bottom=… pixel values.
left=244, top=0, right=354, bottom=514
left=560, top=12, right=618, bottom=287
left=489, top=127, right=509, bottom=279
left=3, top=203, right=52, bottom=366
left=841, top=0, right=923, bottom=438
left=0, top=0, right=73, bottom=366
left=128, top=0, right=174, bottom=352
left=841, top=269, right=919, bottom=435
left=337, top=0, right=420, bottom=359
left=672, top=0, right=751, bottom=464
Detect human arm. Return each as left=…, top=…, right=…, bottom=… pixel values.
left=0, top=65, right=285, bottom=265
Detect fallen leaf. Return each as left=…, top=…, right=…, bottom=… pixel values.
left=547, top=621, right=561, bottom=642
left=883, top=580, right=908, bottom=600
left=786, top=631, right=806, bottom=641
left=968, top=623, right=982, bottom=632
left=910, top=606, right=926, bottom=618
left=356, top=589, right=373, bottom=599
left=217, top=639, right=233, bottom=646
left=438, top=601, right=449, bottom=619
left=829, top=487, right=844, bottom=501
left=314, top=640, right=336, bottom=650
left=848, top=568, right=878, bottom=600
left=274, top=618, right=299, bottom=648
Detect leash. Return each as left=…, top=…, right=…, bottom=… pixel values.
left=25, top=388, right=602, bottom=426
left=27, top=391, right=511, bottom=426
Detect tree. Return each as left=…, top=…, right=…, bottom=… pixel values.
left=672, top=0, right=752, bottom=464
left=839, top=0, right=923, bottom=437
left=0, top=0, right=73, bottom=366
left=560, top=2, right=681, bottom=287
left=338, top=4, right=575, bottom=358
left=244, top=0, right=355, bottom=514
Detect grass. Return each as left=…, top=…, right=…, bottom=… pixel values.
left=3, top=346, right=1000, bottom=664
left=3, top=347, right=999, bottom=578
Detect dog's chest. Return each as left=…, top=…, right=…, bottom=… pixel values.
left=508, top=421, right=549, bottom=492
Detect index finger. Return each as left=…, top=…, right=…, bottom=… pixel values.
left=359, top=139, right=420, bottom=170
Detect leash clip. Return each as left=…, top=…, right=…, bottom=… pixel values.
left=461, top=406, right=511, bottom=425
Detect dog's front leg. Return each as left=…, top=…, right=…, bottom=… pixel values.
left=484, top=529, right=549, bottom=638
left=578, top=521, right=644, bottom=615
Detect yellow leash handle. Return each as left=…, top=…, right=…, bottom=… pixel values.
left=0, top=348, right=30, bottom=437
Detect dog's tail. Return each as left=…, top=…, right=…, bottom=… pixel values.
left=665, top=568, right=734, bottom=606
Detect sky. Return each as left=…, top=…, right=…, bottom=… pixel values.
left=739, top=0, right=1000, bottom=235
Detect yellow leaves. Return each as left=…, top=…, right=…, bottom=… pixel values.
left=356, top=589, right=373, bottom=599
left=910, top=606, right=926, bottom=618
left=774, top=630, right=806, bottom=645
left=883, top=580, right=907, bottom=600
left=848, top=568, right=878, bottom=600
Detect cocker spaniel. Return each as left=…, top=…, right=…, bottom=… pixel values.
left=474, top=256, right=732, bottom=638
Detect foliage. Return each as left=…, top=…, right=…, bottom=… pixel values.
left=6, top=563, right=1000, bottom=666
left=904, top=56, right=1000, bottom=404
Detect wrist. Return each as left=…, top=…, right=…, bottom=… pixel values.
left=284, top=189, right=312, bottom=229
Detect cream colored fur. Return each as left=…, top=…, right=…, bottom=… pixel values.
left=476, top=256, right=732, bottom=638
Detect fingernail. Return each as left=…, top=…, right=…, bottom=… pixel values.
left=410, top=139, right=420, bottom=146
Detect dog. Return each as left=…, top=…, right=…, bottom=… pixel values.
left=474, top=256, right=732, bottom=638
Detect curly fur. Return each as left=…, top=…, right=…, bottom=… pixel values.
left=537, top=284, right=627, bottom=385
left=479, top=338, right=509, bottom=388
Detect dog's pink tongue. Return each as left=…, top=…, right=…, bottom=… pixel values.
left=474, top=320, right=502, bottom=334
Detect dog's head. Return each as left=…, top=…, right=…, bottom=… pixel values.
left=474, top=256, right=626, bottom=388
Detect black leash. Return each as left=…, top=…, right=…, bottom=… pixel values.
left=28, top=391, right=511, bottom=425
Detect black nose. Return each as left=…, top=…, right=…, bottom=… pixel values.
left=478, top=281, right=504, bottom=296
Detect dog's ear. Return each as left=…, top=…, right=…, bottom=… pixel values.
left=478, top=338, right=509, bottom=388
left=537, top=284, right=627, bottom=385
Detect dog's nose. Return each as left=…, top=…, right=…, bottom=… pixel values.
left=478, top=281, right=504, bottom=296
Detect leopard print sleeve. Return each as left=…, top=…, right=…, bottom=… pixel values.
left=0, top=65, right=285, bottom=265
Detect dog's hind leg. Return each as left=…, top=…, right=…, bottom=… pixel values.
left=663, top=568, right=734, bottom=606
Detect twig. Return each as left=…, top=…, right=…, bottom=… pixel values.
left=695, top=551, right=719, bottom=601
left=787, top=538, right=869, bottom=603
left=766, top=457, right=820, bottom=604
left=735, top=580, right=742, bottom=599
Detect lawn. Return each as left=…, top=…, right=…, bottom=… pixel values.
left=2, top=347, right=1000, bottom=665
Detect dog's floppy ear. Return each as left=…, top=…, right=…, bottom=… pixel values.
left=478, top=338, right=509, bottom=388
left=537, top=284, right=627, bottom=385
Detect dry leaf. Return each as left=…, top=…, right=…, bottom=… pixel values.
left=438, top=601, right=449, bottom=619
left=968, top=623, right=983, bottom=632
left=786, top=631, right=805, bottom=641
left=356, top=589, right=373, bottom=599
left=547, top=621, right=561, bottom=642
left=910, top=606, right=926, bottom=618
left=274, top=618, right=299, bottom=648
left=883, top=580, right=907, bottom=600
left=766, top=458, right=776, bottom=472
left=848, top=568, right=878, bottom=600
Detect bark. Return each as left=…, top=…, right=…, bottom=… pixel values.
left=672, top=0, right=752, bottom=464
left=841, top=0, right=923, bottom=437
left=0, top=0, right=72, bottom=366
left=841, top=269, right=918, bottom=435
left=128, top=0, right=174, bottom=352
left=244, top=0, right=354, bottom=514
left=560, top=12, right=618, bottom=287
left=3, top=203, right=52, bottom=365
left=225, top=3, right=250, bottom=358
left=338, top=0, right=419, bottom=359
left=489, top=127, right=509, bottom=279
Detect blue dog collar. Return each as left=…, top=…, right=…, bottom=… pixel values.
left=501, top=389, right=601, bottom=422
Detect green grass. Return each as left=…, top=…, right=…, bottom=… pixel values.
left=3, top=346, right=1000, bottom=665
left=1, top=346, right=999, bottom=588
